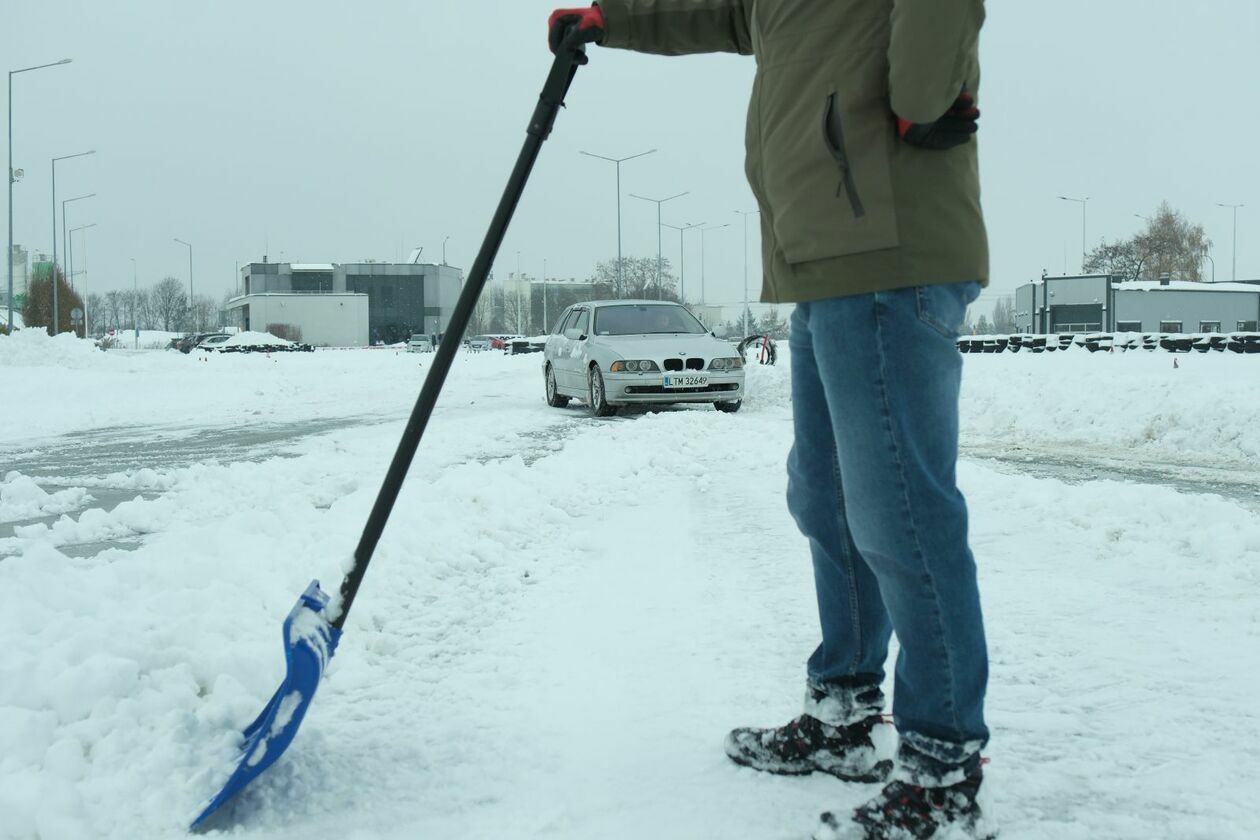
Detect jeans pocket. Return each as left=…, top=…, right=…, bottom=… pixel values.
left=916, top=281, right=981, bottom=339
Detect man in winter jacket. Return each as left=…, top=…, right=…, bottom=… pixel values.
left=549, top=2, right=992, bottom=838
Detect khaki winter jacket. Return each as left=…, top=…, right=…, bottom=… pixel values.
left=596, top=0, right=988, bottom=303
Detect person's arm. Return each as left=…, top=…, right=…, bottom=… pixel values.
left=888, top=0, right=984, bottom=124
left=597, top=0, right=753, bottom=56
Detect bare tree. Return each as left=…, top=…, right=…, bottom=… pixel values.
left=594, top=256, right=678, bottom=300
left=190, top=294, right=217, bottom=331
left=990, top=297, right=1016, bottom=333
left=152, top=277, right=188, bottom=332
left=102, top=290, right=124, bottom=332
left=1085, top=201, right=1212, bottom=282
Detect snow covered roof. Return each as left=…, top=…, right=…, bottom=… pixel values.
left=289, top=263, right=334, bottom=271
left=1115, top=280, right=1260, bottom=293
left=0, top=309, right=23, bottom=329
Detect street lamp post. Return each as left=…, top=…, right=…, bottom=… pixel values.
left=661, top=221, right=703, bottom=303
left=1057, top=195, right=1089, bottom=273
left=699, top=223, right=730, bottom=306
left=1202, top=252, right=1216, bottom=283
left=69, top=222, right=95, bottom=336
left=174, top=238, right=193, bottom=323
left=579, top=148, right=656, bottom=289
left=130, top=257, right=138, bottom=348
left=8, top=58, right=71, bottom=334
left=50, top=149, right=93, bottom=332
left=630, top=191, right=687, bottom=299
left=735, top=209, right=760, bottom=337
left=61, top=192, right=94, bottom=290
left=1217, top=203, right=1244, bottom=282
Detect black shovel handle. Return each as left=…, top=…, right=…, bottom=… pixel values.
left=332, top=37, right=587, bottom=630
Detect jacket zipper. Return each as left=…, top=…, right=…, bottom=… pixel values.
left=822, top=92, right=865, bottom=219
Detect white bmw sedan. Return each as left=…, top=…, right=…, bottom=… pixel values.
left=542, top=300, right=746, bottom=416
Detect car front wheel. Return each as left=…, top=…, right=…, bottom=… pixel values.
left=588, top=366, right=617, bottom=417
left=545, top=364, right=570, bottom=408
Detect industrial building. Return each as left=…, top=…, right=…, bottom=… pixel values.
left=226, top=260, right=462, bottom=346
left=1014, top=274, right=1260, bottom=334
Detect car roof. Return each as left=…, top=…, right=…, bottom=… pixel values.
left=573, top=300, right=681, bottom=309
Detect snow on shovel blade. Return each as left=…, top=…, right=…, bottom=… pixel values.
left=191, top=580, right=341, bottom=831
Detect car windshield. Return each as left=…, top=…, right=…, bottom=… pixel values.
left=593, top=305, right=707, bottom=336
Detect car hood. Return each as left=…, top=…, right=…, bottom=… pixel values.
left=590, top=333, right=736, bottom=359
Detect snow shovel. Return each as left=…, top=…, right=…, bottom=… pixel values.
left=190, top=33, right=589, bottom=831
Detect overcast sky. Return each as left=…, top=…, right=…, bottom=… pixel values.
left=5, top=0, right=1257, bottom=314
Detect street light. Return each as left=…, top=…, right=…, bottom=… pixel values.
left=579, top=148, right=656, bottom=288
left=1057, top=195, right=1089, bottom=273
left=699, top=223, right=730, bottom=306
left=69, top=222, right=96, bottom=336
left=7, top=58, right=71, bottom=334
left=1217, top=203, right=1244, bottom=282
left=174, top=238, right=193, bottom=325
left=630, top=191, right=687, bottom=299
left=51, top=149, right=95, bottom=332
left=130, top=257, right=138, bottom=348
left=61, top=192, right=95, bottom=290
left=735, top=209, right=760, bottom=337
left=661, top=221, right=704, bottom=303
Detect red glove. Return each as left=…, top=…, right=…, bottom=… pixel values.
left=896, top=89, right=979, bottom=150
left=548, top=5, right=605, bottom=53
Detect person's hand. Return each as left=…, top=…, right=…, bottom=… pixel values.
left=895, top=89, right=979, bottom=150
left=548, top=5, right=605, bottom=54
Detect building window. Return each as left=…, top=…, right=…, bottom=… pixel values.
left=1238, top=320, right=1258, bottom=332
left=1198, top=321, right=1221, bottom=333
left=1159, top=321, right=1183, bottom=333
left=1116, top=321, right=1142, bottom=332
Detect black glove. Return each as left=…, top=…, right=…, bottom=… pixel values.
left=896, top=89, right=979, bottom=150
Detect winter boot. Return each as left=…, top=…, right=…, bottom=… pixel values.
left=813, top=770, right=995, bottom=840
left=724, top=713, right=893, bottom=783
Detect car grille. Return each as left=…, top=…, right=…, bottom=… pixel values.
left=662, top=358, right=706, bottom=371
left=624, top=383, right=739, bottom=395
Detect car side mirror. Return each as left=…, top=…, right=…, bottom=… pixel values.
left=578, top=333, right=588, bottom=341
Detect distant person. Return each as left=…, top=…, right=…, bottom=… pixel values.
left=550, top=3, right=992, bottom=838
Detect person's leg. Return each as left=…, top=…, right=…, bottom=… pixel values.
left=786, top=301, right=894, bottom=721
left=724, top=301, right=895, bottom=782
left=807, top=283, right=989, bottom=784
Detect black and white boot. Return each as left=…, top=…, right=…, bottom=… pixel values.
left=813, top=770, right=995, bottom=840
left=724, top=713, right=893, bottom=783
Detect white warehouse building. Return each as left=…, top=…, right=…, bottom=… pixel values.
left=1014, top=274, right=1260, bottom=334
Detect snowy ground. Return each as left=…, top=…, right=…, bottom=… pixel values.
left=1, top=330, right=1258, bottom=840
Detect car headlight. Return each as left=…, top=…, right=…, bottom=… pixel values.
left=709, top=357, right=744, bottom=371
left=610, top=360, right=660, bottom=372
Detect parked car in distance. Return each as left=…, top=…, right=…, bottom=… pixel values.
left=543, top=300, right=745, bottom=416
left=196, top=334, right=232, bottom=351
left=407, top=334, right=434, bottom=353
left=173, top=332, right=222, bottom=353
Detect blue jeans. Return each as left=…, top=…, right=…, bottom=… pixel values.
left=786, top=282, right=989, bottom=785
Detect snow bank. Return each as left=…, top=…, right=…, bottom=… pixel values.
left=0, top=328, right=99, bottom=368
left=0, top=472, right=91, bottom=522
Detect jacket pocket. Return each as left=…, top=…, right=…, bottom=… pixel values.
left=822, top=93, right=864, bottom=219
left=755, top=62, right=899, bottom=265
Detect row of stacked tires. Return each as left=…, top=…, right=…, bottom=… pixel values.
left=216, top=343, right=315, bottom=354
left=957, top=333, right=1260, bottom=354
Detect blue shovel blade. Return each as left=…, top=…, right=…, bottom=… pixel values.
left=191, top=580, right=343, bottom=830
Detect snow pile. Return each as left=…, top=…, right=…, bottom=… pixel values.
left=0, top=473, right=91, bottom=522
left=0, top=343, right=1258, bottom=838
left=0, top=328, right=99, bottom=368
left=959, top=350, right=1260, bottom=468
left=221, top=331, right=293, bottom=348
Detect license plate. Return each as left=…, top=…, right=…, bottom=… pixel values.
left=663, top=374, right=708, bottom=388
